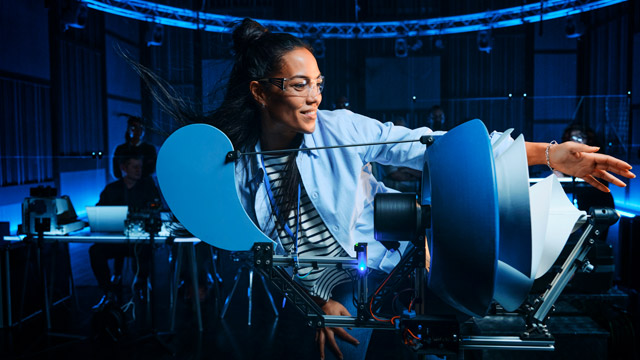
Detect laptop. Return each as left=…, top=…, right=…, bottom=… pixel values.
left=86, top=206, right=129, bottom=233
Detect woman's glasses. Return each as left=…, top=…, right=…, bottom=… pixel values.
left=258, top=75, right=325, bottom=97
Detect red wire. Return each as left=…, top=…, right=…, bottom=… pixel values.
left=406, top=328, right=421, bottom=340
left=369, top=271, right=394, bottom=322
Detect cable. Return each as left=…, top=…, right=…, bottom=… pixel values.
left=369, top=271, right=394, bottom=322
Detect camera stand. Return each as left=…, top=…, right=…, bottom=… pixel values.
left=18, top=218, right=86, bottom=357
left=125, top=214, right=174, bottom=355
left=221, top=251, right=279, bottom=326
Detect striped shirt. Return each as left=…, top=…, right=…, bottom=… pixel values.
left=263, top=154, right=355, bottom=300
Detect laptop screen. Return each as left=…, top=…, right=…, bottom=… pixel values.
left=86, top=206, right=128, bottom=233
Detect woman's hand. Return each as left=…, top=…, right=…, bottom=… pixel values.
left=527, top=141, right=635, bottom=192
left=316, top=299, right=359, bottom=360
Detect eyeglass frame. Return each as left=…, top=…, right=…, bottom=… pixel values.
left=257, top=75, right=325, bottom=96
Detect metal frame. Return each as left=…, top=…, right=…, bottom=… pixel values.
left=522, top=207, right=620, bottom=338
left=82, top=0, right=626, bottom=38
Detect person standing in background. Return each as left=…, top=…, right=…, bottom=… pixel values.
left=112, top=114, right=157, bottom=180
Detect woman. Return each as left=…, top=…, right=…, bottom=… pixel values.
left=144, top=18, right=634, bottom=360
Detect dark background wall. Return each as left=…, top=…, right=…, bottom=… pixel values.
left=0, top=0, right=638, bottom=232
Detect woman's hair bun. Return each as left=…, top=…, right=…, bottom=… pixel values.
left=232, top=18, right=269, bottom=54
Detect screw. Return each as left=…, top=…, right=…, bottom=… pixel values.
left=265, top=260, right=271, bottom=265
left=317, top=321, right=322, bottom=327
left=266, top=246, right=271, bottom=251
left=588, top=239, right=595, bottom=245
left=256, top=259, right=262, bottom=265
left=594, top=230, right=600, bottom=236
left=308, top=321, right=313, bottom=327
left=256, top=245, right=261, bottom=251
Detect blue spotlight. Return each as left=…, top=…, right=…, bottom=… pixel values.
left=617, top=210, right=637, bottom=218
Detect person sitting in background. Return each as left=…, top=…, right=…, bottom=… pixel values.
left=556, top=123, right=615, bottom=214
left=89, top=151, right=161, bottom=311
left=112, top=114, right=157, bottom=180
left=378, top=118, right=422, bottom=192
left=333, top=95, right=351, bottom=110
left=427, top=105, right=446, bottom=131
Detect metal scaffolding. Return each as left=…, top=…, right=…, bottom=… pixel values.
left=82, top=0, right=626, bottom=38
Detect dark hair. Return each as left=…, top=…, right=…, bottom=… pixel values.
left=216, top=18, right=312, bottom=150
left=561, top=123, right=599, bottom=148
left=130, top=18, right=313, bottom=227
left=218, top=19, right=312, bottom=218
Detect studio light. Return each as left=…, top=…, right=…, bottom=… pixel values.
left=62, top=1, right=88, bottom=30
left=395, top=38, right=408, bottom=58
left=477, top=30, right=493, bottom=53
left=147, top=23, right=164, bottom=47
left=313, top=39, right=326, bottom=59
left=564, top=16, right=584, bottom=38
left=434, top=36, right=445, bottom=49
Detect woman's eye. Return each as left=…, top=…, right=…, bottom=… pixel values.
left=292, top=82, right=307, bottom=90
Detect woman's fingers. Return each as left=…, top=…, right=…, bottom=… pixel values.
left=333, top=326, right=360, bottom=345
left=325, top=329, right=343, bottom=360
left=593, top=169, right=627, bottom=187
left=317, top=329, right=325, bottom=360
left=581, top=175, right=609, bottom=193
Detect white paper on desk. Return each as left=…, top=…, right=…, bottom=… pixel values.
left=530, top=175, right=586, bottom=279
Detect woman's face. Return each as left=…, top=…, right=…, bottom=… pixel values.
left=257, top=48, right=322, bottom=146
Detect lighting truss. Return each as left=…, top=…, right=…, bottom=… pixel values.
left=82, top=0, right=626, bottom=38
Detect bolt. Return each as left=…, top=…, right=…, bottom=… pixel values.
left=308, top=321, right=313, bottom=327
left=317, top=321, right=322, bottom=327
left=266, top=246, right=271, bottom=251
left=359, top=304, right=365, bottom=310
left=594, top=230, right=600, bottom=236
left=265, top=260, right=271, bottom=265
left=256, top=259, right=262, bottom=265
left=588, top=238, right=595, bottom=245
left=256, top=245, right=261, bottom=251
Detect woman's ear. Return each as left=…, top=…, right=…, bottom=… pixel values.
left=250, top=81, right=267, bottom=107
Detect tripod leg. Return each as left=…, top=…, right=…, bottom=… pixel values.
left=248, top=268, right=253, bottom=326
left=221, top=267, right=243, bottom=318
left=36, top=243, right=52, bottom=331
left=259, top=273, right=279, bottom=317
left=187, top=243, right=203, bottom=332
left=170, top=243, right=183, bottom=332
left=209, top=246, right=223, bottom=315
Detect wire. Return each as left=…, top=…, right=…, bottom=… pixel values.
left=369, top=271, right=394, bottom=322
left=235, top=138, right=423, bottom=158
left=408, top=297, right=416, bottom=312
left=406, top=328, right=421, bottom=340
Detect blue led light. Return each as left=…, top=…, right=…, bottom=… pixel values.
left=617, top=210, right=637, bottom=218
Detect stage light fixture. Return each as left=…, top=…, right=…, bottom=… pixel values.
left=395, top=38, right=408, bottom=57
left=564, top=16, right=584, bottom=38
left=147, top=23, right=164, bottom=46
left=434, top=37, right=444, bottom=49
left=313, top=39, right=326, bottom=58
left=62, top=1, right=88, bottom=30
left=477, top=30, right=493, bottom=53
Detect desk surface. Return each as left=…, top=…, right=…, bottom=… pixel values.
left=3, top=228, right=200, bottom=244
